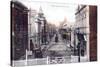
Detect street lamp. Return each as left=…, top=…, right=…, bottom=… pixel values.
left=76, top=28, right=81, bottom=62
left=73, top=30, right=76, bottom=55
left=43, top=17, right=47, bottom=45
left=69, top=26, right=72, bottom=48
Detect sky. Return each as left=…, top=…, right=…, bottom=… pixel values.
left=17, top=0, right=78, bottom=26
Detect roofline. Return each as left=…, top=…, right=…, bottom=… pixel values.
left=75, top=5, right=86, bottom=15
left=11, top=0, right=28, bottom=9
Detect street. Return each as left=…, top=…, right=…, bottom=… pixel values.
left=11, top=1, right=91, bottom=66
left=37, top=32, right=72, bottom=64
left=12, top=32, right=88, bottom=66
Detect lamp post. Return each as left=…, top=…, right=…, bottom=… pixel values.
left=76, top=28, right=81, bottom=62
left=43, top=18, right=47, bottom=45
left=28, top=9, right=32, bottom=51
left=74, top=30, right=76, bottom=55
left=69, top=26, right=72, bottom=48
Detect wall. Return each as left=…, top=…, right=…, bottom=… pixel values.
left=89, top=6, right=97, bottom=61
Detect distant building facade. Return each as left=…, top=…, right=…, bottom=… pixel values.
left=11, top=1, right=28, bottom=60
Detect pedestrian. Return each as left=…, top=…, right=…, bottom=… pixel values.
left=55, top=34, right=58, bottom=42
left=30, top=40, right=34, bottom=53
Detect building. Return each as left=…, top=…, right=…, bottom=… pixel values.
left=36, top=7, right=48, bottom=46
left=31, top=7, right=49, bottom=58
left=28, top=9, right=38, bottom=52
left=75, top=5, right=97, bottom=61
left=11, top=1, right=28, bottom=60
left=75, top=5, right=90, bottom=61
left=59, top=18, right=72, bottom=43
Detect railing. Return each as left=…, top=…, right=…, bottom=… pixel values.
left=12, top=58, right=48, bottom=66
left=12, top=56, right=71, bottom=66
left=48, top=56, right=71, bottom=64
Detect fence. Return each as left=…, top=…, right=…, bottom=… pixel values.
left=12, top=56, right=71, bottom=66
left=12, top=58, right=48, bottom=66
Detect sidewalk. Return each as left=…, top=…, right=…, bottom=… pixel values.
left=41, top=34, right=57, bottom=57
left=46, top=34, right=57, bottom=50
left=71, top=55, right=88, bottom=63
left=47, top=33, right=71, bottom=57
left=12, top=58, right=48, bottom=66
left=47, top=33, right=70, bottom=51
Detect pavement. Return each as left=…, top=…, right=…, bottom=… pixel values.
left=47, top=33, right=71, bottom=51
left=45, top=33, right=72, bottom=64
left=71, top=55, right=89, bottom=63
